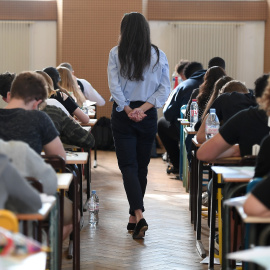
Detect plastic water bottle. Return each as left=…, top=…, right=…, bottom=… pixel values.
left=190, top=99, right=198, bottom=130
left=88, top=190, right=99, bottom=226
left=82, top=101, right=88, bottom=114
left=171, top=72, right=179, bottom=89
left=205, top=108, right=220, bottom=140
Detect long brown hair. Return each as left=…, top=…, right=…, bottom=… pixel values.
left=201, top=76, right=233, bottom=120
left=197, top=66, right=226, bottom=108
left=118, top=12, right=159, bottom=81
left=57, top=67, right=86, bottom=107
left=35, top=70, right=56, bottom=97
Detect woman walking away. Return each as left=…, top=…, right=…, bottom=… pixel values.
left=107, top=12, right=170, bottom=239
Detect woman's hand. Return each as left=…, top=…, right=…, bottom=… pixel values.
left=128, top=108, right=147, bottom=122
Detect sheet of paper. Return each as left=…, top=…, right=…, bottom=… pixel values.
left=223, top=196, right=247, bottom=207
left=200, top=256, right=220, bottom=265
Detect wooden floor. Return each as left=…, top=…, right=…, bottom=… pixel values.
left=61, top=150, right=217, bottom=270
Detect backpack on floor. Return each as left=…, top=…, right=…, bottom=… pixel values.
left=91, top=117, right=115, bottom=150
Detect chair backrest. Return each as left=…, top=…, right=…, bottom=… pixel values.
left=0, top=210, right=19, bottom=232
left=26, top=177, right=43, bottom=193
left=181, top=104, right=187, bottom=118
left=42, top=155, right=66, bottom=173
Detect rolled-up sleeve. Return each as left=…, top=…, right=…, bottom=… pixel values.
left=107, top=47, right=129, bottom=112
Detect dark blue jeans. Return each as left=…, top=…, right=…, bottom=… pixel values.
left=111, top=102, right=157, bottom=216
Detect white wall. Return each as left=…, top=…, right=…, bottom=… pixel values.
left=29, top=21, right=57, bottom=71
left=150, top=21, right=265, bottom=90
left=0, top=21, right=56, bottom=74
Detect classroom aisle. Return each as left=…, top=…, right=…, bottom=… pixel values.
left=61, top=150, right=213, bottom=270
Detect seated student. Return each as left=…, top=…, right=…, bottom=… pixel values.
left=0, top=72, right=15, bottom=109
left=196, top=80, right=257, bottom=144
left=57, top=66, right=86, bottom=108
left=197, top=80, right=257, bottom=143
left=209, top=80, right=256, bottom=124
left=197, top=74, right=270, bottom=161
left=158, top=61, right=205, bottom=174
left=0, top=138, right=57, bottom=195
left=0, top=153, right=42, bottom=213
left=185, top=66, right=226, bottom=121
left=43, top=67, right=89, bottom=124
left=199, top=76, right=233, bottom=125
left=244, top=81, right=270, bottom=221
left=0, top=72, right=15, bottom=103
left=59, top=62, right=106, bottom=106
left=184, top=67, right=226, bottom=164
left=175, top=59, right=189, bottom=82
left=35, top=70, right=70, bottom=117
left=0, top=71, right=66, bottom=159
left=244, top=173, right=270, bottom=217
left=34, top=71, right=96, bottom=149
left=43, top=105, right=95, bottom=149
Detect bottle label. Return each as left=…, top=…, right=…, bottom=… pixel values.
left=206, top=127, right=219, bottom=135
left=190, top=110, right=198, bottom=117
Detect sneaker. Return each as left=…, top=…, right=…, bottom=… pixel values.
left=162, top=152, right=168, bottom=161
left=214, top=234, right=219, bottom=255
left=202, top=192, right=208, bottom=207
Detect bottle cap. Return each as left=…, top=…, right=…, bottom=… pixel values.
left=210, top=108, right=216, bottom=113
left=192, top=99, right=197, bottom=102
left=91, top=190, right=96, bottom=194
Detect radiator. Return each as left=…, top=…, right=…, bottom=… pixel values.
left=0, top=21, right=33, bottom=74
left=169, top=22, right=244, bottom=79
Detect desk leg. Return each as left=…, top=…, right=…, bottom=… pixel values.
left=49, top=199, right=59, bottom=270
left=73, top=171, right=80, bottom=270
left=179, top=124, right=183, bottom=180
left=83, top=149, right=91, bottom=212
left=223, top=183, right=247, bottom=269
left=190, top=144, right=197, bottom=224
left=193, top=159, right=201, bottom=231
left=94, top=144, right=97, bottom=168
left=59, top=191, right=64, bottom=269
left=78, top=165, right=84, bottom=216
left=196, top=160, right=206, bottom=258
left=209, top=172, right=217, bottom=270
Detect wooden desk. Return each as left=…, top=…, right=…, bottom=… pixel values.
left=184, top=126, right=197, bottom=135
left=178, top=118, right=190, bottom=126
left=222, top=166, right=255, bottom=182
left=82, top=126, right=91, bottom=132
left=236, top=205, right=270, bottom=224
left=64, top=148, right=91, bottom=206
left=65, top=152, right=88, bottom=270
left=192, top=156, right=243, bottom=263
left=182, top=127, right=197, bottom=192
left=66, top=151, right=89, bottom=211
left=87, top=111, right=95, bottom=119
left=16, top=197, right=56, bottom=221
left=66, top=152, right=88, bottom=165
left=211, top=165, right=254, bottom=269
left=56, top=172, right=72, bottom=270
left=178, top=119, right=190, bottom=180
left=227, top=246, right=270, bottom=270
left=57, top=172, right=73, bottom=190
left=15, top=196, right=58, bottom=269
left=78, top=119, right=97, bottom=127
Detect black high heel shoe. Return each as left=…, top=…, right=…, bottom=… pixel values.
left=127, top=223, right=136, bottom=231
left=132, top=218, right=148, bottom=239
